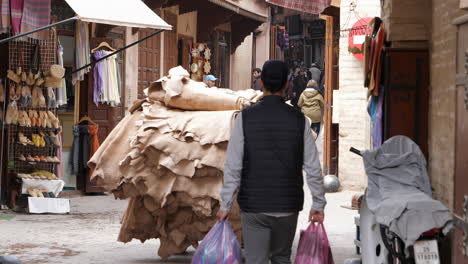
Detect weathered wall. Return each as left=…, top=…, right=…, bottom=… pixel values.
left=428, top=0, right=467, bottom=208
left=334, top=0, right=381, bottom=189
left=230, top=34, right=253, bottom=90
left=177, top=11, right=197, bottom=41
left=255, top=22, right=271, bottom=68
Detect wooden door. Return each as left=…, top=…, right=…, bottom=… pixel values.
left=453, top=19, right=468, bottom=264
left=138, top=29, right=161, bottom=98
left=83, top=37, right=124, bottom=192
left=178, top=36, right=193, bottom=70
left=163, top=10, right=178, bottom=75
left=323, top=15, right=339, bottom=176
left=382, top=49, right=429, bottom=158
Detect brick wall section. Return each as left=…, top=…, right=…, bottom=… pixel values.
left=335, top=0, right=380, bottom=189
left=429, top=0, right=467, bottom=209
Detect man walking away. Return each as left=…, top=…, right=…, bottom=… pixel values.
left=309, top=63, right=324, bottom=95
left=252, top=68, right=262, bottom=91
left=218, top=60, right=326, bottom=264
left=291, top=68, right=308, bottom=109
left=298, top=80, right=324, bottom=135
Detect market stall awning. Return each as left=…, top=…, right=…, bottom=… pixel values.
left=65, top=0, right=172, bottom=30
left=266, top=0, right=332, bottom=15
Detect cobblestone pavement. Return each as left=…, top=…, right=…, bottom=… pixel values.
left=0, top=189, right=361, bottom=264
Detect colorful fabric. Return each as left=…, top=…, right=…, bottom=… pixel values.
left=93, top=50, right=121, bottom=106
left=1, top=0, right=11, bottom=33
left=266, top=0, right=331, bottom=15
left=55, top=127, right=63, bottom=179
left=93, top=50, right=105, bottom=105
left=88, top=124, right=100, bottom=178
left=10, top=0, right=24, bottom=35
left=367, top=86, right=384, bottom=149
left=20, top=0, right=51, bottom=39
left=73, top=20, right=91, bottom=85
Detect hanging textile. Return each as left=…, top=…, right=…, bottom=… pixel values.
left=70, top=125, right=90, bottom=175
left=363, top=18, right=385, bottom=97
left=73, top=20, right=91, bottom=85
left=57, top=43, right=67, bottom=106
left=10, top=0, right=24, bottom=35
left=93, top=50, right=105, bottom=105
left=367, top=85, right=384, bottom=149
left=1, top=0, right=11, bottom=33
left=93, top=50, right=121, bottom=106
left=20, top=0, right=51, bottom=40
left=277, top=27, right=284, bottom=50
left=88, top=124, right=100, bottom=177
left=55, top=126, right=64, bottom=179
left=284, top=30, right=290, bottom=50
left=266, top=0, right=331, bottom=15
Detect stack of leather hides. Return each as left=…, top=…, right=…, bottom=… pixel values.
left=88, top=66, right=262, bottom=259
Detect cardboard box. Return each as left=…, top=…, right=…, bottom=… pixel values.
left=28, top=197, right=70, bottom=214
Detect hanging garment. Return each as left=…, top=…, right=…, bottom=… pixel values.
left=57, top=44, right=67, bottom=106
left=284, top=31, right=290, bottom=50
left=88, top=124, right=100, bottom=177
left=367, top=85, right=384, bottom=149
left=107, top=51, right=121, bottom=106
left=70, top=125, right=90, bottom=175
left=20, top=0, right=51, bottom=39
left=73, top=20, right=91, bottom=84
left=55, top=127, right=63, bottom=179
left=100, top=52, right=109, bottom=103
left=93, top=50, right=105, bottom=105
left=10, top=0, right=24, bottom=35
left=104, top=52, right=116, bottom=106
left=1, top=0, right=10, bottom=33
left=277, top=27, right=284, bottom=50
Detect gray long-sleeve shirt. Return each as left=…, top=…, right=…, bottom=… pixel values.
left=220, top=113, right=326, bottom=213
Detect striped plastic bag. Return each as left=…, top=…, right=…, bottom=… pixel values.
left=191, top=220, right=242, bottom=264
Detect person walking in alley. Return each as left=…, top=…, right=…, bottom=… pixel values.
left=309, top=63, right=324, bottom=95
left=205, top=74, right=218, bottom=88
left=252, top=68, right=262, bottom=91
left=291, top=68, right=308, bottom=109
left=298, top=80, right=324, bottom=135
left=217, top=60, right=326, bottom=264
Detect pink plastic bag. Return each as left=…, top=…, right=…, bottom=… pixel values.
left=191, top=220, right=242, bottom=264
left=295, top=223, right=334, bottom=264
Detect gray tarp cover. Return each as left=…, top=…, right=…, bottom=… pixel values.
left=362, top=136, right=452, bottom=248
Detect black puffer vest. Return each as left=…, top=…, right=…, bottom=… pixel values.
left=238, top=95, right=305, bottom=213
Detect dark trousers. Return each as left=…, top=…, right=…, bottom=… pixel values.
left=241, top=212, right=298, bottom=264
left=311, top=122, right=321, bottom=135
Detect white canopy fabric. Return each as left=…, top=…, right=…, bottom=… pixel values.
left=65, top=0, right=172, bottom=30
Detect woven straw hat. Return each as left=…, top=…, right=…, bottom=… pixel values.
left=45, top=76, right=62, bottom=88
left=49, top=65, right=65, bottom=79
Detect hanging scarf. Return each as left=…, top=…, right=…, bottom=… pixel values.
left=1, top=0, right=11, bottom=33
left=73, top=20, right=91, bottom=85
left=93, top=50, right=105, bottom=105
left=10, top=0, right=24, bottom=35
left=20, top=0, right=51, bottom=39
left=57, top=44, right=67, bottom=106
left=88, top=124, right=100, bottom=178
